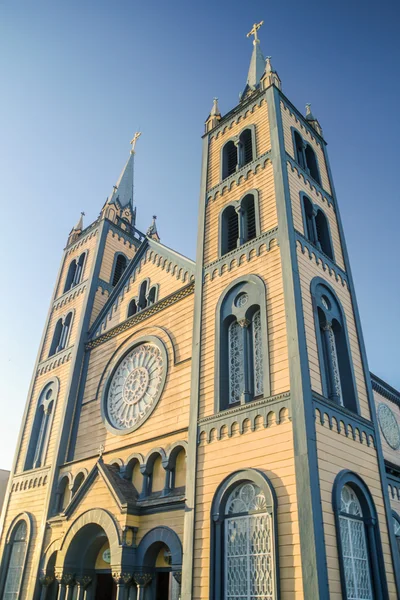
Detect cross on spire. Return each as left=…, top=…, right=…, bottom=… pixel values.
left=130, top=132, right=142, bottom=155
left=247, top=20, right=264, bottom=44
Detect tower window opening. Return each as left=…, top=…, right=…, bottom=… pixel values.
left=49, top=312, right=73, bottom=357
left=138, top=280, right=148, bottom=311
left=315, top=210, right=333, bottom=259
left=112, top=254, right=127, bottom=286
left=221, top=206, right=239, bottom=255
left=73, top=253, right=85, bottom=286
left=222, top=141, right=238, bottom=179
left=294, top=131, right=306, bottom=169
left=64, top=260, right=77, bottom=293
left=305, top=144, right=321, bottom=184
left=127, top=299, right=137, bottom=318
left=147, top=286, right=157, bottom=306
left=303, top=196, right=317, bottom=245
left=239, top=129, right=253, bottom=166
left=241, top=194, right=256, bottom=243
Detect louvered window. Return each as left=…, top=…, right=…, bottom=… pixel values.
left=239, top=129, right=253, bottom=166
left=305, top=144, right=321, bottom=184
left=223, top=141, right=238, bottom=179
left=227, top=210, right=239, bottom=252
left=242, top=195, right=256, bottom=242
left=315, top=210, right=333, bottom=259
left=294, top=131, right=306, bottom=169
left=112, top=255, right=127, bottom=286
left=303, top=196, right=317, bottom=244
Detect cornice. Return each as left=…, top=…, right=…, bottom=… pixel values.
left=286, top=156, right=334, bottom=208
left=97, top=278, right=114, bottom=295
left=37, top=346, right=73, bottom=376
left=206, top=91, right=265, bottom=140
left=206, top=151, right=271, bottom=202
left=296, top=234, right=348, bottom=286
left=204, top=227, right=279, bottom=280
left=280, top=97, right=326, bottom=146
left=53, top=281, right=87, bottom=310
left=65, top=224, right=99, bottom=255
left=371, top=373, right=400, bottom=408
left=87, top=282, right=195, bottom=349
left=108, top=221, right=144, bottom=248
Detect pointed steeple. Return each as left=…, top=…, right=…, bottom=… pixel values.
left=205, top=97, right=221, bottom=133
left=67, top=212, right=85, bottom=245
left=305, top=104, right=323, bottom=137
left=146, top=215, right=160, bottom=242
left=261, top=56, right=282, bottom=90
left=107, top=152, right=134, bottom=209
left=241, top=21, right=265, bottom=99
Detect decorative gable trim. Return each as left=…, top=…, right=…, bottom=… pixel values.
left=286, top=157, right=334, bottom=207
left=53, top=281, right=87, bottom=310
left=280, top=97, right=325, bottom=146
left=371, top=373, right=400, bottom=408
left=296, top=235, right=348, bottom=286
left=207, top=93, right=265, bottom=141
left=37, top=347, right=73, bottom=376
left=207, top=151, right=271, bottom=202
left=65, top=225, right=99, bottom=255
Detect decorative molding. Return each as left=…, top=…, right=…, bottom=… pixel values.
left=87, top=283, right=194, bottom=349
left=65, top=224, right=99, bottom=255
left=53, top=281, right=87, bottom=309
left=313, top=394, right=375, bottom=446
left=198, top=392, right=291, bottom=443
left=208, top=93, right=265, bottom=141
left=371, top=373, right=400, bottom=408
left=108, top=221, right=144, bottom=248
left=207, top=151, right=271, bottom=202
left=286, top=156, right=334, bottom=207
left=280, top=99, right=324, bottom=147
left=97, top=278, right=114, bottom=295
left=11, top=469, right=50, bottom=493
left=296, top=235, right=348, bottom=286
left=37, top=347, right=73, bottom=375
left=204, top=227, right=279, bottom=280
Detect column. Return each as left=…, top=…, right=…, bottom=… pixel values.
left=133, top=573, right=152, bottom=600
left=172, top=571, right=182, bottom=600
left=39, top=574, right=54, bottom=600
left=64, top=574, right=76, bottom=600
left=76, top=576, right=92, bottom=600
left=162, top=466, right=172, bottom=497
left=113, top=572, right=132, bottom=600
left=139, top=472, right=149, bottom=499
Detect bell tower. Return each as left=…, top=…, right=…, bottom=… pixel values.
left=183, top=23, right=400, bottom=599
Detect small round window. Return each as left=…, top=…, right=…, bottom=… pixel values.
left=235, top=292, right=249, bottom=308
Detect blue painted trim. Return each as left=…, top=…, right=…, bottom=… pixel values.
left=321, top=140, right=400, bottom=596
left=267, top=85, right=329, bottom=598
left=219, top=124, right=257, bottom=182
left=0, top=512, right=33, bottom=599
left=207, top=151, right=271, bottom=202
left=280, top=94, right=326, bottom=145
left=286, top=154, right=334, bottom=206
left=299, top=191, right=335, bottom=262
left=313, top=394, right=375, bottom=443
left=291, top=126, right=323, bottom=187
left=371, top=373, right=400, bottom=408
left=110, top=251, right=129, bottom=286
left=296, top=233, right=346, bottom=284
left=332, top=470, right=389, bottom=600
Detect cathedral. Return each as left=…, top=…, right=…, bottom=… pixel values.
left=1, top=22, right=400, bottom=600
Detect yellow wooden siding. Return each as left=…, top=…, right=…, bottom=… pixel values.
left=174, top=450, right=186, bottom=488
left=89, top=288, right=111, bottom=327
left=102, top=252, right=192, bottom=332
left=200, top=244, right=288, bottom=418
left=297, top=246, right=370, bottom=420
left=316, top=422, right=396, bottom=598
left=55, top=229, right=99, bottom=299
left=98, top=230, right=136, bottom=284
left=136, top=510, right=184, bottom=546
left=204, top=161, right=277, bottom=265
left=281, top=101, right=332, bottom=196
left=207, top=101, right=270, bottom=190
left=287, top=167, right=345, bottom=270
left=151, top=457, right=164, bottom=493
left=373, top=390, right=400, bottom=467
left=193, top=422, right=303, bottom=599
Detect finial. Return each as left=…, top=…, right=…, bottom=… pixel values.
left=130, top=132, right=142, bottom=155
left=305, top=103, right=312, bottom=117
left=98, top=444, right=105, bottom=459
left=265, top=56, right=272, bottom=72
left=146, top=215, right=160, bottom=241
left=210, top=97, right=220, bottom=117
left=247, top=21, right=264, bottom=44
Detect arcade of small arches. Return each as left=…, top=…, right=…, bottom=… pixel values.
left=55, top=443, right=187, bottom=515
left=127, top=279, right=159, bottom=319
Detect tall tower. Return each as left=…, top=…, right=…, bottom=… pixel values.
left=183, top=23, right=400, bottom=599
left=0, top=141, right=144, bottom=599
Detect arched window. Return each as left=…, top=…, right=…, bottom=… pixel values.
left=312, top=281, right=357, bottom=412
left=64, top=259, right=77, bottom=293
left=211, top=470, right=278, bottom=599
left=302, top=196, right=317, bottom=245
left=49, top=312, right=73, bottom=357
left=217, top=278, right=269, bottom=411
left=71, top=472, right=85, bottom=497
left=112, top=254, right=127, bottom=286
left=127, top=299, right=137, bottom=318
left=73, top=253, right=85, bottom=285
left=138, top=280, right=148, bottom=311
left=222, top=141, right=238, bottom=179
left=25, top=381, right=58, bottom=471
left=57, top=476, right=71, bottom=513
left=241, top=194, right=256, bottom=243
left=1, top=519, right=29, bottom=600
left=238, top=129, right=253, bottom=166
left=294, top=130, right=306, bottom=169
left=315, top=210, right=333, bottom=259
left=221, top=206, right=239, bottom=255
left=333, top=472, right=389, bottom=599
left=393, top=513, right=400, bottom=554
left=147, top=286, right=157, bottom=306
left=305, top=144, right=321, bottom=184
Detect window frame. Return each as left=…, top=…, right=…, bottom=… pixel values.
left=0, top=513, right=32, bottom=600
left=219, top=190, right=261, bottom=258
left=300, top=193, right=335, bottom=261
left=291, top=127, right=322, bottom=186
left=210, top=469, right=279, bottom=600
left=110, top=252, right=128, bottom=287
left=220, top=125, right=257, bottom=182
left=332, top=470, right=389, bottom=600
left=24, top=378, right=59, bottom=471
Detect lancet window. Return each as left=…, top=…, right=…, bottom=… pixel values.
left=111, top=253, right=128, bottom=286
left=48, top=312, right=73, bottom=357
left=222, top=128, right=255, bottom=180
left=211, top=471, right=278, bottom=599
left=220, top=192, right=259, bottom=256
left=24, top=381, right=58, bottom=471
left=63, top=252, right=86, bottom=293
left=1, top=519, right=29, bottom=600
left=217, top=277, right=269, bottom=411
left=312, top=281, right=357, bottom=413
left=128, top=280, right=158, bottom=318
left=293, top=129, right=321, bottom=185
left=302, top=195, right=333, bottom=259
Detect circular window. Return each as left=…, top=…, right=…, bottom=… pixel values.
left=103, top=339, right=167, bottom=434
left=378, top=403, right=400, bottom=450
left=235, top=292, right=249, bottom=308
left=321, top=295, right=331, bottom=311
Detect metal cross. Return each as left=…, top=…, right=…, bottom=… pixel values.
left=98, top=444, right=105, bottom=458
left=130, top=131, right=142, bottom=154
left=247, top=20, right=264, bottom=42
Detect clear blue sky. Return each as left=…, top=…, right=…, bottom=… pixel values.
left=1, top=0, right=399, bottom=469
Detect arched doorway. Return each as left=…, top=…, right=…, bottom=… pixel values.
left=137, top=527, right=182, bottom=600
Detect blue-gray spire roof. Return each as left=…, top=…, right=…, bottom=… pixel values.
left=241, top=21, right=266, bottom=99
left=107, top=151, right=134, bottom=208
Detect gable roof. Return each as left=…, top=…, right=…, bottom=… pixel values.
left=90, top=236, right=195, bottom=338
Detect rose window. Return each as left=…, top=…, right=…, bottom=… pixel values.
left=106, top=343, right=164, bottom=431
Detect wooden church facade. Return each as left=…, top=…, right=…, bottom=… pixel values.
left=1, top=24, right=400, bottom=600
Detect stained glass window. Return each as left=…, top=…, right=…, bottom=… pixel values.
left=252, top=310, right=263, bottom=397
left=224, top=483, right=274, bottom=599
left=3, top=521, right=28, bottom=600
left=339, top=485, right=373, bottom=600
left=228, top=320, right=245, bottom=405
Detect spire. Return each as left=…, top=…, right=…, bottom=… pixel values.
left=146, top=215, right=160, bottom=241
left=205, top=97, right=221, bottom=133
left=241, top=21, right=265, bottom=99
left=261, top=56, right=282, bottom=90
left=67, top=212, right=85, bottom=245
left=107, top=133, right=141, bottom=209
left=305, top=104, right=323, bottom=137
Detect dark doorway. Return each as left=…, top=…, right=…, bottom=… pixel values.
left=95, top=573, right=117, bottom=600
left=155, top=572, right=170, bottom=600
